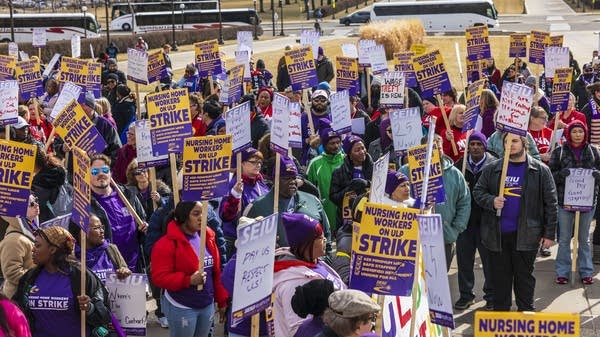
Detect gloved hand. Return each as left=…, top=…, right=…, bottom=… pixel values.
left=349, top=178, right=369, bottom=193
left=559, top=168, right=571, bottom=178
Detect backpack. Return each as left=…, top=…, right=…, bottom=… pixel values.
left=50, top=181, right=74, bottom=217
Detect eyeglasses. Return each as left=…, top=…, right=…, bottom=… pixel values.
left=134, top=168, right=148, bottom=175
left=89, top=226, right=104, bottom=232
left=246, top=160, right=263, bottom=166
left=91, top=166, right=110, bottom=176
left=312, top=97, right=327, bottom=103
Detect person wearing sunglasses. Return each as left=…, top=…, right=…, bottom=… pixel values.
left=125, top=159, right=171, bottom=220
left=89, top=153, right=148, bottom=273
left=220, top=147, right=269, bottom=258
left=0, top=194, right=39, bottom=298
left=13, top=226, right=111, bottom=337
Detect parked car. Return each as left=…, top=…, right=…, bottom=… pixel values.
left=338, top=11, right=370, bottom=26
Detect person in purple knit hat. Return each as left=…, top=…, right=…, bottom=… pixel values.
left=272, top=213, right=346, bottom=337
left=220, top=147, right=269, bottom=257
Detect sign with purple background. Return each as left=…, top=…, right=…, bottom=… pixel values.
left=350, top=202, right=419, bottom=296
left=147, top=50, right=167, bottom=84
left=15, top=60, right=43, bottom=101
left=0, top=140, right=36, bottom=218
left=146, top=88, right=193, bottom=155
left=182, top=135, right=233, bottom=201
left=86, top=62, right=102, bottom=99
left=465, top=25, right=491, bottom=61
left=195, top=39, right=223, bottom=77
left=393, top=51, right=418, bottom=88
left=413, top=50, right=451, bottom=99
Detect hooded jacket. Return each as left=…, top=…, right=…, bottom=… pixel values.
left=548, top=121, right=600, bottom=207
left=32, top=164, right=67, bottom=223
left=306, top=150, right=346, bottom=231
left=0, top=217, right=35, bottom=298
left=272, top=248, right=346, bottom=337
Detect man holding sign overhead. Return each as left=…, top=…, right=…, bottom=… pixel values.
left=474, top=133, right=557, bottom=311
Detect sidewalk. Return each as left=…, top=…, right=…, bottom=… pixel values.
left=524, top=0, right=575, bottom=14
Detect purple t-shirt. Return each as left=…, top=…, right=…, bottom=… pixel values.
left=94, top=191, right=139, bottom=271
left=352, top=167, right=364, bottom=179
left=28, top=270, right=87, bottom=337
left=88, top=246, right=115, bottom=284
left=500, top=162, right=526, bottom=233
left=167, top=235, right=215, bottom=309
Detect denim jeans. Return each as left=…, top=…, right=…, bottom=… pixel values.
left=556, top=207, right=595, bottom=278
left=161, top=295, right=215, bottom=337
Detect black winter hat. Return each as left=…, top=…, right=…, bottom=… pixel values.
left=203, top=99, right=222, bottom=119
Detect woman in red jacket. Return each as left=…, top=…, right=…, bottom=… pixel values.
left=151, top=201, right=228, bottom=337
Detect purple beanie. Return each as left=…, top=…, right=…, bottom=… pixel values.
left=241, top=147, right=259, bottom=162
left=468, top=131, right=488, bottom=150
left=282, top=212, right=322, bottom=250
left=276, top=155, right=298, bottom=177
left=343, top=135, right=363, bottom=155
left=319, top=127, right=341, bottom=146
left=385, top=170, right=409, bottom=195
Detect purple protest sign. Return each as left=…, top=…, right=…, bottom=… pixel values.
left=335, top=56, right=359, bottom=97
left=393, top=51, right=418, bottom=88
left=182, top=135, right=233, bottom=202
left=465, top=26, right=491, bottom=61
left=147, top=50, right=167, bottom=84
left=0, top=140, right=36, bottom=218
left=462, top=79, right=486, bottom=132
left=407, top=144, right=446, bottom=207
left=146, top=88, right=193, bottom=155
left=15, top=60, right=44, bottom=101
left=86, top=62, right=102, bottom=99
left=349, top=202, right=419, bottom=296
left=195, top=39, right=223, bottom=77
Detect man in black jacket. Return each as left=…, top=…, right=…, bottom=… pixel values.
left=453, top=132, right=495, bottom=311
left=473, top=134, right=557, bottom=312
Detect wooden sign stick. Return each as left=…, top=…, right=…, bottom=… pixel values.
left=80, top=229, right=86, bottom=337
left=436, top=94, right=458, bottom=156
left=496, top=133, right=514, bottom=216
left=571, top=211, right=581, bottom=287
left=197, top=201, right=209, bottom=290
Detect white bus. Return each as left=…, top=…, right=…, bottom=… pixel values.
left=0, top=13, right=101, bottom=43
left=370, top=0, right=499, bottom=32
left=110, top=1, right=219, bottom=22
left=110, top=8, right=260, bottom=33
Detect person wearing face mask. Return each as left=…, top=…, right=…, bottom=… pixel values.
left=244, top=155, right=331, bottom=253
left=330, top=136, right=373, bottom=231
left=150, top=201, right=228, bottom=337
left=573, top=63, right=596, bottom=111
left=549, top=120, right=600, bottom=285
left=273, top=213, right=346, bottom=337
left=0, top=194, right=38, bottom=298
left=315, top=289, right=380, bottom=337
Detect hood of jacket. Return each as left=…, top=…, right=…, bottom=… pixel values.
left=32, top=165, right=66, bottom=189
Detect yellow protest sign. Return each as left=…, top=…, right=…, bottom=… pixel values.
left=336, top=56, right=359, bottom=96
left=0, top=140, right=37, bottom=217
left=509, top=33, right=527, bottom=58
left=475, top=311, right=579, bottom=337
left=465, top=25, right=491, bottom=61
left=148, top=50, right=167, bottom=83
left=393, top=51, right=417, bottom=87
left=53, top=99, right=107, bottom=154
left=529, top=30, right=551, bottom=65
left=86, top=61, right=102, bottom=98
left=551, top=67, right=573, bottom=114
left=407, top=143, right=445, bottom=205
left=194, top=39, right=222, bottom=77
left=551, top=35, right=564, bottom=47
left=285, top=46, right=318, bottom=91
left=182, top=135, right=233, bottom=201
left=412, top=49, right=451, bottom=101
left=349, top=202, right=419, bottom=296
left=410, top=43, right=427, bottom=56
left=15, top=59, right=43, bottom=101
left=0, top=54, right=16, bottom=80
left=72, top=147, right=91, bottom=229
left=58, top=56, right=89, bottom=88
left=146, top=88, right=193, bottom=154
